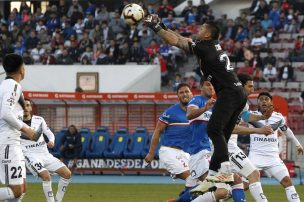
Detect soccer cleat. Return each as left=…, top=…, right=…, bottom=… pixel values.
left=190, top=181, right=215, bottom=196
left=205, top=173, right=234, bottom=184
left=167, top=199, right=175, bottom=202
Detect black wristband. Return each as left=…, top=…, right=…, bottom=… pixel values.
left=150, top=22, right=163, bottom=33
left=159, top=22, right=168, bottom=30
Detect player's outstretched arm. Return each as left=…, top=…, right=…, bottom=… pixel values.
left=233, top=125, right=273, bottom=135
left=42, top=118, right=55, bottom=148
left=144, top=14, right=191, bottom=52
left=280, top=125, right=304, bottom=155
left=144, top=120, right=166, bottom=163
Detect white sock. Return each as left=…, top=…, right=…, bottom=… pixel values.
left=185, top=176, right=198, bottom=187
left=220, top=161, right=231, bottom=174
left=43, top=181, right=55, bottom=202
left=191, top=192, right=216, bottom=202
left=208, top=170, right=217, bottom=176
left=249, top=182, right=268, bottom=202
left=55, top=177, right=70, bottom=202
left=6, top=193, right=26, bottom=202
left=0, top=187, right=15, bottom=200
left=285, top=186, right=300, bottom=202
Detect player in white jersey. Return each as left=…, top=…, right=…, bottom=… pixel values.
left=249, top=92, right=303, bottom=202
left=227, top=73, right=272, bottom=202
left=0, top=54, right=39, bottom=201
left=22, top=99, right=71, bottom=202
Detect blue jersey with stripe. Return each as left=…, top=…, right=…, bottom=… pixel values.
left=187, top=95, right=212, bottom=155
left=159, top=103, right=191, bottom=151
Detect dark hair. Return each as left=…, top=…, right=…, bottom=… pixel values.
left=205, top=21, right=220, bottom=40
left=3, top=53, right=24, bottom=73
left=237, top=73, right=253, bottom=87
left=176, top=83, right=191, bottom=94
left=258, top=92, right=272, bottom=100
left=24, top=98, right=33, bottom=105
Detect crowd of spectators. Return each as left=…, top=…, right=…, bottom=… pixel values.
left=1, top=0, right=304, bottom=89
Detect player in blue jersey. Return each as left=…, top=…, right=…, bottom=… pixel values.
left=144, top=83, right=198, bottom=191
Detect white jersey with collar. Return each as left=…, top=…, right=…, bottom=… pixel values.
left=21, top=115, right=55, bottom=154
left=249, top=111, right=285, bottom=156
left=0, top=78, right=24, bottom=145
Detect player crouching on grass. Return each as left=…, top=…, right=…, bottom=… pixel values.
left=21, top=99, right=71, bottom=202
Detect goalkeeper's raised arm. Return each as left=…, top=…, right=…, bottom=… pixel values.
left=144, top=14, right=192, bottom=52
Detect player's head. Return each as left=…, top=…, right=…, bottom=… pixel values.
left=68, top=124, right=78, bottom=134
left=237, top=73, right=254, bottom=96
left=199, top=21, right=220, bottom=40
left=3, top=53, right=25, bottom=80
left=24, top=98, right=33, bottom=117
left=200, top=77, right=214, bottom=99
left=257, top=92, right=273, bottom=112
left=176, top=83, right=193, bottom=106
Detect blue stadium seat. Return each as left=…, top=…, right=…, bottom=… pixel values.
left=49, top=127, right=68, bottom=158
left=96, top=126, right=109, bottom=133
left=103, top=128, right=129, bottom=158
left=79, top=128, right=92, bottom=158
left=86, top=128, right=110, bottom=158
left=124, top=132, right=148, bottom=158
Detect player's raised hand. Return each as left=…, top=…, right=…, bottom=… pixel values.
left=47, top=141, right=55, bottom=149
left=21, top=127, right=40, bottom=141
left=144, top=152, right=154, bottom=163
left=144, top=14, right=159, bottom=25
left=296, top=145, right=304, bottom=155
left=144, top=14, right=167, bottom=33
left=257, top=125, right=273, bottom=135
left=205, top=98, right=216, bottom=110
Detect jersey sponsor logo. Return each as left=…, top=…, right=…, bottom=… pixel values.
left=253, top=137, right=277, bottom=142
left=25, top=141, right=46, bottom=149
left=162, top=112, right=170, bottom=118
left=2, top=159, right=11, bottom=164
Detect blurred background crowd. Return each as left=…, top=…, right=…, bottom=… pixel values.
left=0, top=0, right=304, bottom=93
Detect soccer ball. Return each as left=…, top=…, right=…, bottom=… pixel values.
left=122, top=3, right=145, bottom=26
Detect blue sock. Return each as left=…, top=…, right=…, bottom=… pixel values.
left=232, top=189, right=246, bottom=202
left=174, top=186, right=198, bottom=202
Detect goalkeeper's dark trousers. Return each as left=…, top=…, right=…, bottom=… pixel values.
left=207, top=87, right=247, bottom=172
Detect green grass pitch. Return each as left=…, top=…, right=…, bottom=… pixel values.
left=12, top=183, right=302, bottom=202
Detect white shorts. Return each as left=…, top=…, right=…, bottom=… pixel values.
left=159, top=146, right=190, bottom=176
left=228, top=143, right=256, bottom=178
left=249, top=153, right=289, bottom=182
left=0, top=145, right=25, bottom=185
left=24, top=152, right=66, bottom=176
left=189, top=149, right=211, bottom=179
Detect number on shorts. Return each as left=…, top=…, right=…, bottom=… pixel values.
left=235, top=152, right=247, bottom=161
left=11, top=166, right=22, bottom=179
left=219, top=53, right=234, bottom=71
left=35, top=163, right=43, bottom=171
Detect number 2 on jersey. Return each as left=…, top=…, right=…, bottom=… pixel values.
left=219, top=53, right=234, bottom=71
left=11, top=166, right=22, bottom=179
